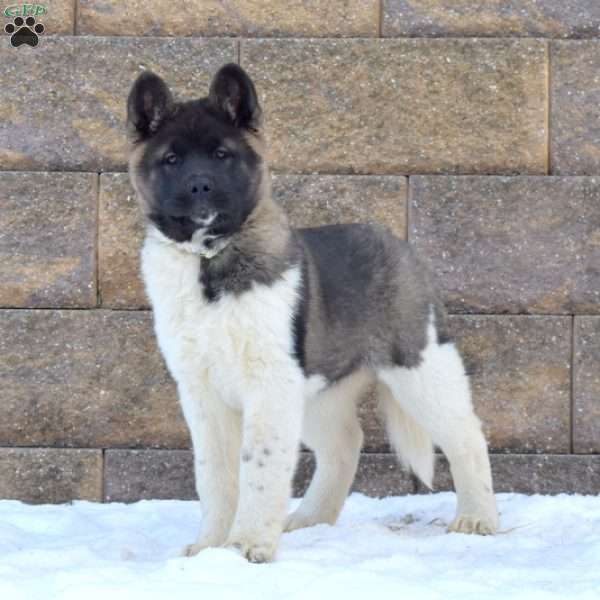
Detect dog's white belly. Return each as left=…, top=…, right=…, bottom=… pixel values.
left=141, top=231, right=302, bottom=411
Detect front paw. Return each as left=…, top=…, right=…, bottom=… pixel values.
left=226, top=536, right=277, bottom=563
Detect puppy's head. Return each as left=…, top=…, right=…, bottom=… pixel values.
left=127, top=64, right=265, bottom=252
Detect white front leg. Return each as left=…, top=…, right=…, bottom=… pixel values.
left=179, top=384, right=242, bottom=557
left=226, top=376, right=305, bottom=563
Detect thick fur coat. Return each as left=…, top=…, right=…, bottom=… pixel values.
left=127, top=64, right=498, bottom=563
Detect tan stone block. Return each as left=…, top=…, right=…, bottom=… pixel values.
left=104, top=449, right=195, bottom=502
left=357, top=388, right=389, bottom=452
left=574, top=317, right=600, bottom=453
left=99, top=173, right=146, bottom=309
left=0, top=448, right=102, bottom=503
left=105, top=450, right=414, bottom=502
left=351, top=453, right=415, bottom=497
left=551, top=41, right=600, bottom=174
left=409, top=176, right=600, bottom=313
left=46, top=1, right=75, bottom=34
left=273, top=175, right=406, bottom=239
left=78, top=0, right=378, bottom=37
left=450, top=316, right=571, bottom=453
left=0, top=37, right=235, bottom=171
left=0, top=310, right=188, bottom=448
left=0, top=172, right=97, bottom=308
left=425, top=454, right=600, bottom=495
left=295, top=453, right=415, bottom=498
left=383, top=1, right=600, bottom=38
left=242, top=39, right=547, bottom=174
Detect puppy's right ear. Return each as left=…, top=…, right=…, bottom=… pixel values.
left=127, top=71, right=174, bottom=142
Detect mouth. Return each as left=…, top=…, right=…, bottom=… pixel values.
left=190, top=213, right=217, bottom=227
left=169, top=213, right=232, bottom=234
left=148, top=213, right=201, bottom=243
left=148, top=211, right=237, bottom=249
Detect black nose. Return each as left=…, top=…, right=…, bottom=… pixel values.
left=189, top=175, right=213, bottom=196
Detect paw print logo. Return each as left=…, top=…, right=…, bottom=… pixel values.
left=4, top=16, right=45, bottom=47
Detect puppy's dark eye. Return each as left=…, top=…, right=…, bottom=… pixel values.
left=163, top=152, right=179, bottom=165
left=214, top=147, right=229, bottom=160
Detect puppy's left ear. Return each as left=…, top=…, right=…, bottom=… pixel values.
left=208, top=63, right=262, bottom=131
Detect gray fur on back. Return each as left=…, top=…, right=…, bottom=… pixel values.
left=295, top=223, right=449, bottom=383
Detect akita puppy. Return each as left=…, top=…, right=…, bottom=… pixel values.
left=126, top=63, right=498, bottom=563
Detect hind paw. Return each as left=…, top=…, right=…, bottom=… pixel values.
left=448, top=514, right=498, bottom=535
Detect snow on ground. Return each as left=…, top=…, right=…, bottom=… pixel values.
left=0, top=492, right=599, bottom=600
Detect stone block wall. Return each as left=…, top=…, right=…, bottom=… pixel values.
left=0, top=1, right=599, bottom=503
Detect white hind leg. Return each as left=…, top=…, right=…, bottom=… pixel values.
left=377, top=381, right=435, bottom=488
left=285, top=371, right=369, bottom=532
left=378, top=323, right=498, bottom=535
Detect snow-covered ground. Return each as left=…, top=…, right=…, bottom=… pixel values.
left=0, top=492, right=598, bottom=600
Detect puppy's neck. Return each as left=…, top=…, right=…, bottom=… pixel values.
left=199, top=180, right=300, bottom=300
left=238, top=188, right=293, bottom=255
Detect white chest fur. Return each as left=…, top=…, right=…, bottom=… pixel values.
left=140, top=230, right=303, bottom=410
